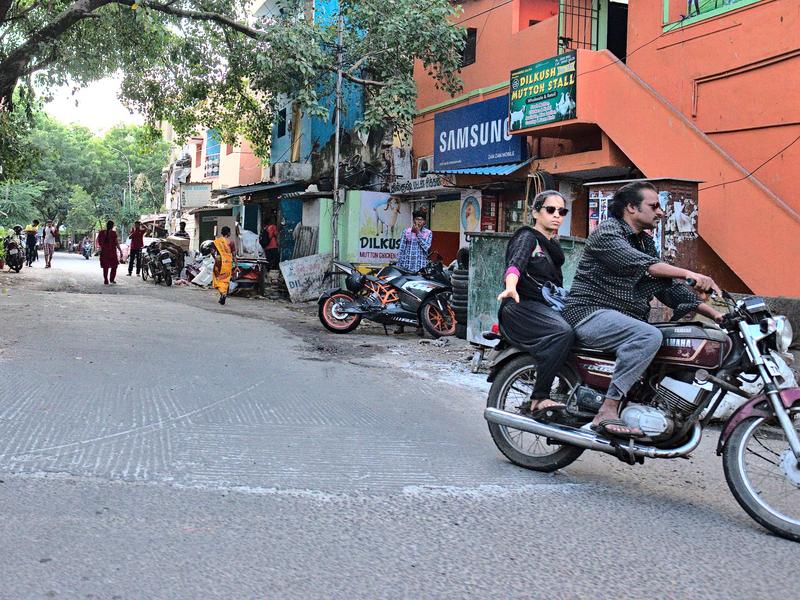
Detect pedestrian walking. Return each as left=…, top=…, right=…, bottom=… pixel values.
left=96, top=220, right=123, bottom=285
left=259, top=217, right=279, bottom=271
left=42, top=220, right=57, bottom=268
left=23, top=219, right=39, bottom=266
left=127, top=221, right=146, bottom=276
left=211, top=226, right=236, bottom=305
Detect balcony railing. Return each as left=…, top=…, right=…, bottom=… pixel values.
left=558, top=0, right=600, bottom=53
left=204, top=153, right=220, bottom=178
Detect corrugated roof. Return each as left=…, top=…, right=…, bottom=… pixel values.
left=431, top=158, right=533, bottom=176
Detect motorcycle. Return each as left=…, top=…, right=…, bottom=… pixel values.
left=3, top=232, right=24, bottom=272
left=483, top=286, right=800, bottom=541
left=141, top=241, right=174, bottom=286
left=81, top=240, right=92, bottom=260
left=318, top=260, right=457, bottom=338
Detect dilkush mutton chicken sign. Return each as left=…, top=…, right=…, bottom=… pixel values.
left=509, top=51, right=577, bottom=132
left=434, top=94, right=526, bottom=170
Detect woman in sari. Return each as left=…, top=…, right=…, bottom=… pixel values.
left=96, top=220, right=123, bottom=285
left=211, top=226, right=235, bottom=305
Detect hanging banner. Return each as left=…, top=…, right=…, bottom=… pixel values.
left=509, top=51, right=577, bottom=132
left=356, top=191, right=412, bottom=265
left=280, top=253, right=332, bottom=303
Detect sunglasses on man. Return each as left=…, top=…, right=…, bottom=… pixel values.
left=541, top=206, right=570, bottom=216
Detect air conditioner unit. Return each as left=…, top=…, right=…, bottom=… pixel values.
left=270, top=161, right=312, bottom=183
left=417, top=155, right=434, bottom=178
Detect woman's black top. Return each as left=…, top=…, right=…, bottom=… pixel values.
left=504, top=226, right=564, bottom=303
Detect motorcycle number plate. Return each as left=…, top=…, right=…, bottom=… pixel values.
left=161, top=258, right=172, bottom=264
left=764, top=357, right=782, bottom=377
left=9, top=249, right=18, bottom=254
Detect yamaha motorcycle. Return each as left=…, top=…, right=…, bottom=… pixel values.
left=3, top=232, right=24, bottom=272
left=483, top=288, right=800, bottom=541
left=318, top=260, right=456, bottom=338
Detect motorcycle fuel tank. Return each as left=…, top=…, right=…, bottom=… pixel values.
left=654, top=324, right=731, bottom=369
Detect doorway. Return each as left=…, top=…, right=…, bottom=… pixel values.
left=607, top=0, right=628, bottom=61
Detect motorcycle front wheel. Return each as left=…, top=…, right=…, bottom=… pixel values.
left=487, top=354, right=584, bottom=472
left=723, top=410, right=800, bottom=542
left=318, top=291, right=361, bottom=333
left=141, top=262, right=149, bottom=281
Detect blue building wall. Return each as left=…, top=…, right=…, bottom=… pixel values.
left=269, top=0, right=365, bottom=168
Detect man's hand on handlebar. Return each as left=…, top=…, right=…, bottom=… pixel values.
left=685, top=272, right=722, bottom=297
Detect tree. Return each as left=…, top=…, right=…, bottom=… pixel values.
left=0, top=179, right=44, bottom=225
left=1, top=0, right=465, bottom=159
left=64, top=184, right=97, bottom=232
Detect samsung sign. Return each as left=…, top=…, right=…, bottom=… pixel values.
left=433, top=94, right=526, bottom=170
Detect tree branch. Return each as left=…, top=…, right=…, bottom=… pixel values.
left=128, top=0, right=264, bottom=38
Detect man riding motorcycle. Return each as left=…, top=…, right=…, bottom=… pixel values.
left=562, top=181, right=725, bottom=438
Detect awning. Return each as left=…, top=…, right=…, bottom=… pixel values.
left=279, top=190, right=332, bottom=200
left=431, top=158, right=533, bottom=176
left=218, top=181, right=298, bottom=200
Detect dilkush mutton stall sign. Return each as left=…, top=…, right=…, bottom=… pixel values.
left=434, top=94, right=526, bottom=170
left=509, top=51, right=577, bottom=132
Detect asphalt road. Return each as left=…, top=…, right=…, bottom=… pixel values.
left=0, top=252, right=797, bottom=599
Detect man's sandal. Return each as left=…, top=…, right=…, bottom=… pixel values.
left=591, top=418, right=644, bottom=439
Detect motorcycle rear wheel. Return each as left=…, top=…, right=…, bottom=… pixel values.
left=487, top=355, right=584, bottom=472
left=419, top=294, right=457, bottom=338
left=141, top=263, right=149, bottom=281
left=163, top=270, right=172, bottom=287
left=319, top=291, right=362, bottom=333
left=723, top=411, right=800, bottom=542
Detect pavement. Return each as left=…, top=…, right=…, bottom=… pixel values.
left=0, top=252, right=798, bottom=599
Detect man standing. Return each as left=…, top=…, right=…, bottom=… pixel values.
left=259, top=217, right=279, bottom=271
left=23, top=219, right=39, bottom=267
left=127, top=221, right=146, bottom=276
left=394, top=210, right=433, bottom=335
left=173, top=221, right=189, bottom=238
left=42, top=220, right=57, bottom=268
left=562, top=181, right=724, bottom=439
left=396, top=210, right=432, bottom=273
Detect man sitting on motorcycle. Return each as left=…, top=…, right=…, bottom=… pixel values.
left=562, top=182, right=725, bottom=439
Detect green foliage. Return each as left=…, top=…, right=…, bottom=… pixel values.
left=64, top=185, right=97, bottom=232
left=1, top=0, right=465, bottom=160
left=0, top=179, right=45, bottom=226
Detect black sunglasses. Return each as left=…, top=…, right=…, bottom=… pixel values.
left=541, top=206, right=569, bottom=216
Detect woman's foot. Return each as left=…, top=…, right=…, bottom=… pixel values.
left=519, top=398, right=566, bottom=414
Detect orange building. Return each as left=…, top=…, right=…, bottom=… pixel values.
left=411, top=0, right=800, bottom=296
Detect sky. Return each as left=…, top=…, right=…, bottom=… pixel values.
left=45, top=77, right=144, bottom=134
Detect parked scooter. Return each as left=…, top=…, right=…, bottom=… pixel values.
left=3, top=226, right=25, bottom=272
left=141, top=241, right=174, bottom=286
left=318, top=260, right=456, bottom=337
left=483, top=285, right=800, bottom=541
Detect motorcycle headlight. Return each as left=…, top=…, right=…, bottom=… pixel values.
left=774, top=316, right=794, bottom=354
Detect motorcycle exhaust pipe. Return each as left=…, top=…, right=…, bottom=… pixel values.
left=484, top=408, right=702, bottom=459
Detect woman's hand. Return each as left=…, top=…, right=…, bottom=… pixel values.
left=497, top=288, right=520, bottom=303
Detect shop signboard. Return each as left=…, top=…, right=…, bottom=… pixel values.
left=388, top=175, right=448, bottom=195
left=280, top=252, right=332, bottom=303
left=356, top=191, right=412, bottom=265
left=180, top=182, right=212, bottom=209
left=509, top=51, right=577, bottom=132
left=434, top=95, right=526, bottom=170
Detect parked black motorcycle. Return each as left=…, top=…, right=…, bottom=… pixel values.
left=141, top=241, right=174, bottom=286
left=318, top=260, right=456, bottom=338
left=3, top=229, right=24, bottom=272
left=483, top=287, right=800, bottom=541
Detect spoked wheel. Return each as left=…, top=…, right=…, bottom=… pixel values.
left=318, top=291, right=362, bottom=333
left=487, top=355, right=584, bottom=472
left=419, top=294, right=457, bottom=338
left=723, top=409, right=800, bottom=541
left=141, top=262, right=149, bottom=281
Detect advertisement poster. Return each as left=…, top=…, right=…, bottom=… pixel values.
left=357, top=191, right=412, bottom=265
left=434, top=94, right=526, bottom=170
left=509, top=51, right=577, bottom=132
left=460, top=190, right=482, bottom=247
left=588, top=190, right=611, bottom=234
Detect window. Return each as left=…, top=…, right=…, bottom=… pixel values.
left=460, top=28, right=477, bottom=68
left=195, top=143, right=202, bottom=167
left=277, top=108, right=287, bottom=138
left=664, top=0, right=763, bottom=30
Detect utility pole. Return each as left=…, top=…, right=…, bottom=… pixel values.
left=331, top=11, right=344, bottom=260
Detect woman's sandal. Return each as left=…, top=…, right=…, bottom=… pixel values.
left=519, top=399, right=566, bottom=421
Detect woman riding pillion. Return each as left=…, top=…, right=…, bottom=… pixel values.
left=497, top=191, right=573, bottom=415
